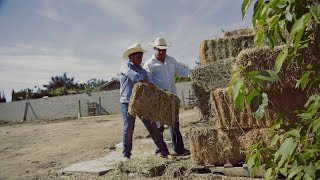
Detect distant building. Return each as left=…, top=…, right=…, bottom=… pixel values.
left=100, top=79, right=120, bottom=91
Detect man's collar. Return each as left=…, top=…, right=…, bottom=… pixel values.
left=128, top=61, right=141, bottom=68
left=152, top=55, right=166, bottom=63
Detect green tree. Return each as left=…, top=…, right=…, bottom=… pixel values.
left=43, top=72, right=79, bottom=91
left=11, top=73, right=108, bottom=100
left=0, top=90, right=6, bottom=103
left=85, top=78, right=108, bottom=92
left=175, top=62, right=191, bottom=83
left=232, top=0, right=320, bottom=179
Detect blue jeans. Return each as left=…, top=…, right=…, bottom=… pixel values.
left=120, top=103, right=169, bottom=158
left=155, top=121, right=186, bottom=154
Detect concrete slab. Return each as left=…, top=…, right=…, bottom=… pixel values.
left=62, top=151, right=122, bottom=176
left=208, top=166, right=265, bottom=178
left=62, top=138, right=173, bottom=176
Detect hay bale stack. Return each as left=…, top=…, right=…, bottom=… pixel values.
left=210, top=88, right=271, bottom=130
left=128, top=83, right=180, bottom=126
left=191, top=58, right=234, bottom=92
left=189, top=121, right=246, bottom=166
left=191, top=58, right=235, bottom=118
left=224, top=28, right=254, bottom=38
left=199, top=35, right=254, bottom=65
left=189, top=122, right=273, bottom=166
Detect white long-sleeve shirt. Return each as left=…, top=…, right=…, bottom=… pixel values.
left=143, top=55, right=190, bottom=94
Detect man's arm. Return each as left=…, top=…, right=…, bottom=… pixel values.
left=142, top=62, right=154, bottom=84
left=120, top=63, right=144, bottom=82
left=173, top=58, right=191, bottom=78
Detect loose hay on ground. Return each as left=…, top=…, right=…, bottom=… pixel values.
left=163, top=157, right=195, bottom=178
left=199, top=35, right=254, bottom=65
left=116, top=156, right=168, bottom=178
left=128, top=83, right=180, bottom=126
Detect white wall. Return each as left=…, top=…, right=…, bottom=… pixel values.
left=0, top=82, right=193, bottom=122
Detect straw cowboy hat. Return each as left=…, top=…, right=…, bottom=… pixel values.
left=149, top=37, right=171, bottom=49
left=122, top=43, right=146, bottom=60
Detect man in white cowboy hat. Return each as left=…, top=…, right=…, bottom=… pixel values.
left=143, top=37, right=191, bottom=156
left=120, top=43, right=172, bottom=160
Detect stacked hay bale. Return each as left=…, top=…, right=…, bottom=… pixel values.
left=199, top=31, right=254, bottom=65
left=210, top=88, right=271, bottom=130
left=190, top=29, right=261, bottom=166
left=193, top=29, right=254, bottom=118
left=189, top=121, right=246, bottom=166
left=190, top=24, right=320, bottom=166
left=191, top=58, right=234, bottom=117
left=234, top=44, right=320, bottom=120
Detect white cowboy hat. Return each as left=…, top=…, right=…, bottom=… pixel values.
left=122, top=43, right=146, bottom=60
left=149, top=37, right=171, bottom=49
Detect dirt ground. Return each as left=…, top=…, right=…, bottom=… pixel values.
left=0, top=108, right=202, bottom=180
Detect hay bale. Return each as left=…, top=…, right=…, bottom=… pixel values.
left=191, top=58, right=235, bottom=92
left=191, top=58, right=235, bottom=118
left=189, top=121, right=246, bottom=166
left=210, top=88, right=233, bottom=128
left=128, top=83, right=180, bottom=126
left=224, top=28, right=254, bottom=38
left=192, top=83, right=210, bottom=118
left=199, top=35, right=254, bottom=65
left=210, top=88, right=271, bottom=130
left=238, top=128, right=271, bottom=155
left=234, top=45, right=320, bottom=119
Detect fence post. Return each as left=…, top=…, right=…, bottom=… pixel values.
left=78, top=100, right=81, bottom=118
left=99, top=97, right=102, bottom=115
left=22, top=102, right=29, bottom=122
left=28, top=101, right=38, bottom=119
left=181, top=90, right=186, bottom=109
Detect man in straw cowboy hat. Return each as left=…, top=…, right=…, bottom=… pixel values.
left=143, top=37, right=191, bottom=156
left=120, top=43, right=173, bottom=160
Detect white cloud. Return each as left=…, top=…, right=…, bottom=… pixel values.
left=36, top=9, right=63, bottom=22
left=79, top=0, right=146, bottom=31
left=0, top=44, right=119, bottom=101
left=35, top=0, right=63, bottom=22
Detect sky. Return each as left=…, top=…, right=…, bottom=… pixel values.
left=0, top=0, right=253, bottom=102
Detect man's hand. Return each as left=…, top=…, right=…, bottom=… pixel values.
left=139, top=79, right=148, bottom=83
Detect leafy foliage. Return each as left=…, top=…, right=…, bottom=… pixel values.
left=11, top=73, right=110, bottom=101
left=230, top=0, right=320, bottom=179
left=175, top=76, right=191, bottom=83
left=175, top=62, right=192, bottom=83
left=0, top=90, right=6, bottom=103
left=43, top=72, right=79, bottom=91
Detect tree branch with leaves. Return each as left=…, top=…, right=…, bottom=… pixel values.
left=229, top=0, right=320, bottom=179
